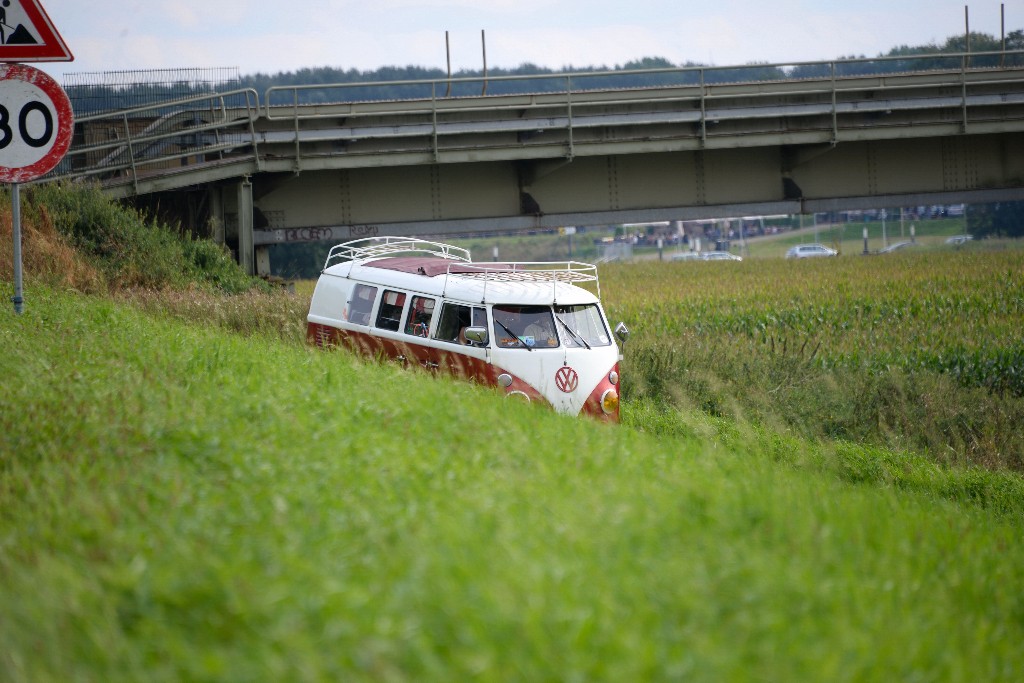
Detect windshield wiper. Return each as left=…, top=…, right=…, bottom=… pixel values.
left=556, top=316, right=591, bottom=349
left=496, top=320, right=533, bottom=351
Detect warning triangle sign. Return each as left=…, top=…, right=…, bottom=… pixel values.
left=0, top=0, right=73, bottom=62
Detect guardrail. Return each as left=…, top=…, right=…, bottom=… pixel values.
left=43, top=50, right=1024, bottom=192
left=46, top=88, right=261, bottom=192
left=260, top=50, right=1024, bottom=162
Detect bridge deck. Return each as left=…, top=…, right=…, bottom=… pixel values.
left=47, top=54, right=1024, bottom=199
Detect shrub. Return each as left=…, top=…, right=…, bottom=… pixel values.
left=22, top=183, right=264, bottom=294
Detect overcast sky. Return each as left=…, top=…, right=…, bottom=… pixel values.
left=34, top=0, right=1021, bottom=83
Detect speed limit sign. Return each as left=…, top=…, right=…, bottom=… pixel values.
left=0, top=62, right=73, bottom=183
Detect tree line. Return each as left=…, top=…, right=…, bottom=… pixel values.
left=65, top=30, right=1023, bottom=115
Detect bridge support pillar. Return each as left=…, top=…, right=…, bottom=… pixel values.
left=208, top=186, right=225, bottom=245
left=255, top=247, right=271, bottom=278
left=237, top=178, right=254, bottom=276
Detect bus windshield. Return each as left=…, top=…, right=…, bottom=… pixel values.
left=492, top=305, right=559, bottom=348
left=554, top=304, right=612, bottom=348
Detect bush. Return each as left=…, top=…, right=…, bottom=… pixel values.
left=22, top=183, right=264, bottom=294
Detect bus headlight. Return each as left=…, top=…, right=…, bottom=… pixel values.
left=600, top=388, right=619, bottom=414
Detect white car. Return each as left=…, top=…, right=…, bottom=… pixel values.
left=945, top=235, right=973, bottom=245
left=786, top=244, right=838, bottom=259
left=701, top=251, right=743, bottom=261
left=878, top=241, right=918, bottom=254
left=670, top=251, right=701, bottom=261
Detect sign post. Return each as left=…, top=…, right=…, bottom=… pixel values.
left=0, top=0, right=72, bottom=314
left=1, top=63, right=73, bottom=313
left=11, top=180, right=21, bottom=311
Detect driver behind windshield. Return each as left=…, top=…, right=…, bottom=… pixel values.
left=492, top=306, right=558, bottom=348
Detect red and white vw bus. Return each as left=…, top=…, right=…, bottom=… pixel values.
left=306, top=237, right=630, bottom=421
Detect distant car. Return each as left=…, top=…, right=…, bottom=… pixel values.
left=785, top=243, right=838, bottom=259
left=701, top=251, right=743, bottom=261
left=945, top=234, right=973, bottom=245
left=878, top=241, right=918, bottom=254
left=670, top=251, right=701, bottom=261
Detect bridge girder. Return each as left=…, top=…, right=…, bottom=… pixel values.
left=247, top=131, right=1024, bottom=247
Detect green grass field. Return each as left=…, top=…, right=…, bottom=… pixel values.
left=3, top=185, right=1024, bottom=681
left=3, top=281, right=1024, bottom=682
left=605, top=247, right=1024, bottom=471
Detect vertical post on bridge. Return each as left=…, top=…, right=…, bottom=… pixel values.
left=965, top=6, right=971, bottom=68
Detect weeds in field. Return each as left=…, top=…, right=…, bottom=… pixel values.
left=606, top=250, right=1024, bottom=470
left=3, top=184, right=264, bottom=294
left=117, top=287, right=309, bottom=344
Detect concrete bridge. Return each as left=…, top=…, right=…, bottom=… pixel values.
left=49, top=52, right=1024, bottom=274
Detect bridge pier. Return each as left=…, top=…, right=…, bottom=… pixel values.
left=255, top=246, right=271, bottom=277
left=206, top=180, right=264, bottom=277
left=237, top=178, right=255, bottom=277
left=205, top=181, right=259, bottom=276
left=208, top=187, right=225, bottom=245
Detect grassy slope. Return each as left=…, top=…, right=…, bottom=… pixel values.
left=2, top=286, right=1023, bottom=682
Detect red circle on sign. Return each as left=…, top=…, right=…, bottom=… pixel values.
left=0, top=63, right=74, bottom=183
left=555, top=366, right=579, bottom=393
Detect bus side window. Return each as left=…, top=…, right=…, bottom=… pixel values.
left=404, top=296, right=435, bottom=338
left=434, top=302, right=485, bottom=344
left=375, top=289, right=407, bottom=332
left=347, top=284, right=377, bottom=325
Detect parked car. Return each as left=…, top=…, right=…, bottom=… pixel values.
left=670, top=251, right=701, bottom=261
left=878, top=241, right=918, bottom=254
left=945, top=234, right=973, bottom=245
left=702, top=251, right=743, bottom=261
left=785, top=243, right=838, bottom=259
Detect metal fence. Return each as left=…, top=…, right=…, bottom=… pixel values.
left=62, top=67, right=241, bottom=116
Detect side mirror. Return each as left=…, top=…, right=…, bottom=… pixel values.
left=463, top=326, right=489, bottom=345
left=614, top=321, right=630, bottom=345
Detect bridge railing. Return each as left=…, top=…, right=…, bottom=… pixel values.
left=45, top=88, right=262, bottom=192
left=262, top=49, right=1024, bottom=111
left=260, top=50, right=1024, bottom=163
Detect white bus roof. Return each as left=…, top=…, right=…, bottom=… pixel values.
left=321, top=237, right=602, bottom=305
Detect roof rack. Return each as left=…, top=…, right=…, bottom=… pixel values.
left=323, top=236, right=603, bottom=300
left=324, top=237, right=472, bottom=270
left=443, top=261, right=601, bottom=300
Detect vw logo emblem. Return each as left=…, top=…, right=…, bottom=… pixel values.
left=555, top=366, right=579, bottom=393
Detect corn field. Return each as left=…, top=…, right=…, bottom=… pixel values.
left=601, top=248, right=1024, bottom=470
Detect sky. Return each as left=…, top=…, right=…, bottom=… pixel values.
left=28, top=0, right=1023, bottom=84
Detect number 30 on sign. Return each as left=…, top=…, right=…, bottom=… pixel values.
left=0, top=63, right=73, bottom=183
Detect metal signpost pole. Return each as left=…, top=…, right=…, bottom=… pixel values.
left=11, top=182, right=23, bottom=313
left=0, top=1, right=76, bottom=314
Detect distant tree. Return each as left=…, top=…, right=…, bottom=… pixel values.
left=967, top=201, right=1024, bottom=238
left=270, top=241, right=331, bottom=279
